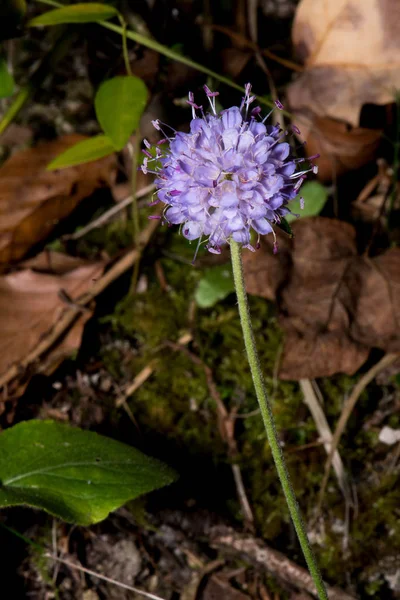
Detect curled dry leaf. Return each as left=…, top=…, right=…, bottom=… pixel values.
left=287, top=0, right=397, bottom=181
left=289, top=0, right=400, bottom=128
left=0, top=134, right=117, bottom=266
left=348, top=248, right=400, bottom=352
left=20, top=250, right=89, bottom=274
left=293, top=116, right=382, bottom=183
left=244, top=217, right=400, bottom=380
left=0, top=257, right=104, bottom=385
left=242, top=229, right=292, bottom=301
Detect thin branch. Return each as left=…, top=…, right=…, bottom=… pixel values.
left=45, top=553, right=166, bottom=600
left=300, top=379, right=351, bottom=503
left=63, top=184, right=155, bottom=242
left=316, top=352, right=400, bottom=514
left=211, top=527, right=356, bottom=600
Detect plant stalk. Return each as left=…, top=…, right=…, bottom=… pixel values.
left=230, top=240, right=328, bottom=600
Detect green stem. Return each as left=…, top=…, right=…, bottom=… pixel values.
left=119, top=15, right=132, bottom=76
left=230, top=240, right=328, bottom=600
left=0, top=86, right=30, bottom=136
left=34, top=0, right=289, bottom=114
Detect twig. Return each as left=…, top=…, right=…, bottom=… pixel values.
left=35, top=0, right=280, bottom=112
left=211, top=527, right=356, bottom=600
left=300, top=380, right=351, bottom=503
left=247, top=0, right=284, bottom=131
left=45, top=552, right=166, bottom=600
left=316, top=353, right=400, bottom=514
left=63, top=184, right=156, bottom=241
left=115, top=333, right=192, bottom=407
left=0, top=218, right=160, bottom=391
left=210, top=24, right=304, bottom=72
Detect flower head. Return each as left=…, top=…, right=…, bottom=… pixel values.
left=143, top=84, right=317, bottom=256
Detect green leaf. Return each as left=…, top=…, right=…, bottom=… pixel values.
left=0, top=420, right=177, bottom=525
left=287, top=181, right=329, bottom=223
left=29, top=3, right=118, bottom=26
left=0, top=57, right=14, bottom=98
left=195, top=264, right=235, bottom=308
left=47, top=135, right=116, bottom=170
left=95, top=76, right=148, bottom=151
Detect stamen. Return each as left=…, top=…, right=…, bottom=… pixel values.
left=204, top=85, right=219, bottom=115
left=192, top=234, right=204, bottom=263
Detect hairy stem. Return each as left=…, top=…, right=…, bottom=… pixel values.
left=230, top=240, right=328, bottom=600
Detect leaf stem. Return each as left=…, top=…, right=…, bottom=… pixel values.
left=229, top=240, right=328, bottom=600
left=119, top=15, right=132, bottom=77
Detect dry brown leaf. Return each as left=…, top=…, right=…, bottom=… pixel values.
left=293, top=115, right=382, bottom=182
left=279, top=218, right=370, bottom=378
left=348, top=249, right=400, bottom=352
left=20, top=250, right=88, bottom=274
left=242, top=229, right=292, bottom=300
left=220, top=47, right=252, bottom=79
left=0, top=259, right=103, bottom=381
left=0, top=124, right=33, bottom=149
left=0, top=134, right=117, bottom=265
left=280, top=329, right=369, bottom=380
left=244, top=217, right=400, bottom=379
left=289, top=0, right=400, bottom=127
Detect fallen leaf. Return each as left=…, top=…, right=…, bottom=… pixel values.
left=242, top=229, right=292, bottom=301
left=220, top=47, right=252, bottom=79
left=0, top=258, right=103, bottom=383
left=244, top=217, right=400, bottom=379
left=20, top=250, right=88, bottom=274
left=279, top=218, right=370, bottom=378
left=348, top=249, right=400, bottom=352
left=0, top=124, right=33, bottom=149
left=293, top=115, right=382, bottom=182
left=202, top=575, right=250, bottom=600
left=0, top=134, right=117, bottom=265
left=289, top=0, right=400, bottom=127
left=279, top=330, right=369, bottom=380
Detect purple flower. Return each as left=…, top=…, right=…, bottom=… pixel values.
left=143, top=84, right=317, bottom=256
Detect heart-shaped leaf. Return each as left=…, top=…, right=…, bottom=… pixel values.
left=0, top=420, right=177, bottom=525
left=47, top=135, right=116, bottom=170
left=29, top=3, right=118, bottom=26
left=195, top=265, right=235, bottom=308
left=95, top=76, right=148, bottom=150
